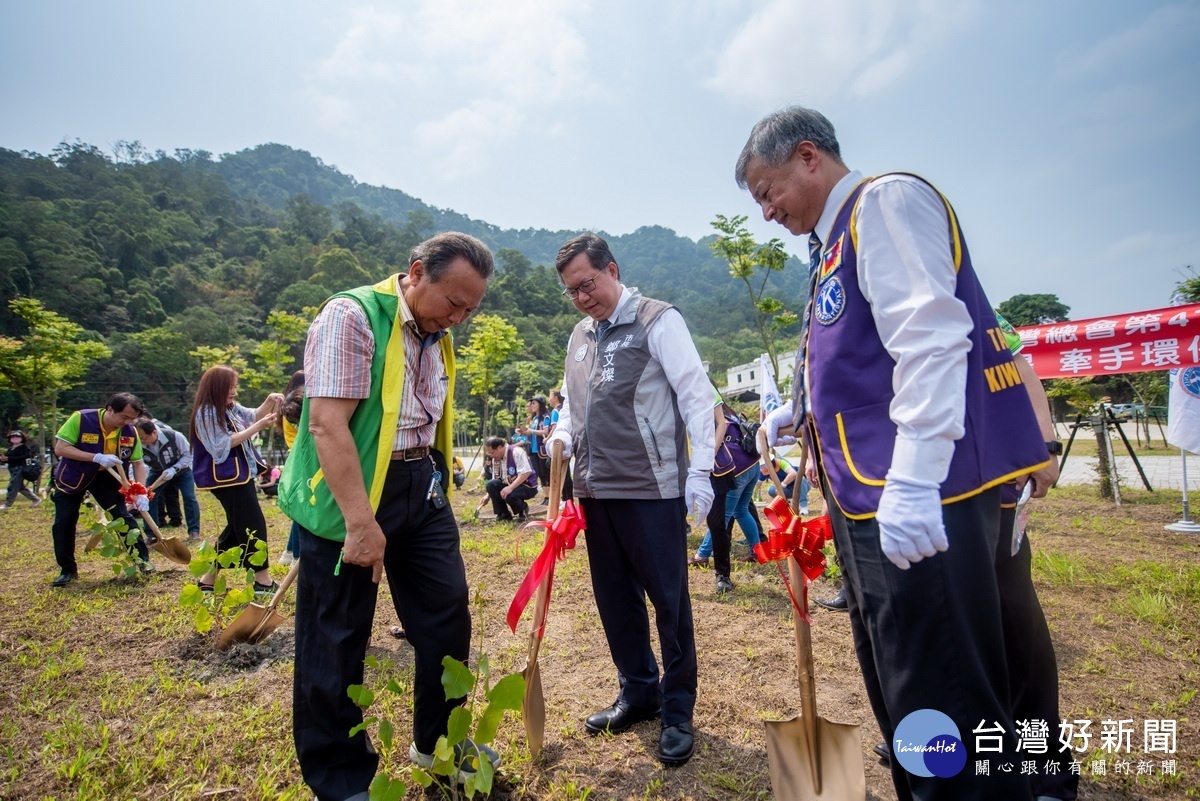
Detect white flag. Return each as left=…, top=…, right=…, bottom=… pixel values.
left=759, top=354, right=782, bottom=420
left=1168, top=367, right=1200, bottom=454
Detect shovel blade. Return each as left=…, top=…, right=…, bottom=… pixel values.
left=151, top=536, right=192, bottom=565
left=216, top=603, right=275, bottom=651
left=522, top=659, right=546, bottom=756
left=84, top=533, right=102, bottom=553
left=765, top=715, right=865, bottom=801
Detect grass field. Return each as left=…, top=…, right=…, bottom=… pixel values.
left=0, top=481, right=1197, bottom=800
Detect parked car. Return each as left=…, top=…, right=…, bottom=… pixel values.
left=1108, top=403, right=1135, bottom=420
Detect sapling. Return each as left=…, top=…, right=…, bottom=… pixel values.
left=177, top=535, right=269, bottom=633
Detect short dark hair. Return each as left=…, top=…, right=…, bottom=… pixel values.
left=410, top=232, right=495, bottom=282
left=735, top=106, right=843, bottom=189
left=485, top=436, right=506, bottom=450
left=134, top=419, right=158, bottom=435
left=107, top=393, right=145, bottom=416
left=555, top=232, right=619, bottom=279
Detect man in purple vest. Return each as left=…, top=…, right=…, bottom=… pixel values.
left=483, top=436, right=538, bottom=521
left=735, top=107, right=1055, bottom=801
left=50, top=393, right=154, bottom=586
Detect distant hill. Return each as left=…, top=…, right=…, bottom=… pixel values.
left=0, top=140, right=804, bottom=429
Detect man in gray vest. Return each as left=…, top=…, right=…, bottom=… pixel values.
left=546, top=232, right=714, bottom=767
left=134, top=419, right=201, bottom=540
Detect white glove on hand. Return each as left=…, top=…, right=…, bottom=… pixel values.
left=763, top=402, right=797, bottom=447
left=92, top=453, right=122, bottom=469
left=160, top=467, right=176, bottom=482
left=546, top=429, right=573, bottom=459
left=685, top=468, right=714, bottom=523
left=134, top=495, right=150, bottom=512
left=876, top=473, right=948, bottom=570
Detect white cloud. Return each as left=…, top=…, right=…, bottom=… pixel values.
left=706, top=0, right=980, bottom=106
left=304, top=0, right=597, bottom=177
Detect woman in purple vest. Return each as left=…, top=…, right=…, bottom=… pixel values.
left=189, top=365, right=283, bottom=595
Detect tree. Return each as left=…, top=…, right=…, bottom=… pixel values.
left=996, top=294, right=1071, bottom=327
left=240, top=309, right=313, bottom=399
left=708, top=214, right=794, bottom=379
left=459, top=314, right=522, bottom=444
left=1175, top=266, right=1200, bottom=303
left=0, top=298, right=112, bottom=456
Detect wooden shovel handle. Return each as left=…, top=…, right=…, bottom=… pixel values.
left=757, top=428, right=790, bottom=500
left=104, top=464, right=166, bottom=543
left=528, top=440, right=566, bottom=638
left=790, top=553, right=822, bottom=793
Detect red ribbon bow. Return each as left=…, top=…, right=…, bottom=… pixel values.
left=506, top=500, right=586, bottom=635
left=753, top=496, right=833, bottom=622
left=119, top=481, right=153, bottom=507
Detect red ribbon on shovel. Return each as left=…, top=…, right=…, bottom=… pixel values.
left=118, top=481, right=153, bottom=509
left=506, top=500, right=586, bottom=635
left=753, top=495, right=833, bottom=622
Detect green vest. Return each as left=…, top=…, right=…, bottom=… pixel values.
left=277, top=275, right=457, bottom=542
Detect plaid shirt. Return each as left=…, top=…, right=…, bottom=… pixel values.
left=304, top=276, right=449, bottom=451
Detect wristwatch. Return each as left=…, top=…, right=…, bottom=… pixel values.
left=1045, top=441, right=1063, bottom=456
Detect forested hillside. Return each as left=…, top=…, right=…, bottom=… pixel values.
left=0, top=141, right=804, bottom=435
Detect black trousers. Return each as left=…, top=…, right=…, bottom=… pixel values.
left=707, top=471, right=737, bottom=580
left=997, top=507, right=1078, bottom=800
left=51, top=472, right=149, bottom=574
left=828, top=486, right=1029, bottom=800
left=209, top=481, right=270, bottom=571
left=485, top=479, right=537, bottom=518
left=293, top=458, right=471, bottom=801
left=580, top=497, right=697, bottom=725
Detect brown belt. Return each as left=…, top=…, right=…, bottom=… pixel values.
left=390, top=446, right=431, bottom=461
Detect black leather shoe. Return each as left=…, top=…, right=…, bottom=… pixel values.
left=874, top=741, right=892, bottom=766
left=51, top=571, right=77, bottom=587
left=656, top=722, right=695, bottom=766
left=584, top=700, right=659, bottom=735
left=814, top=588, right=848, bottom=611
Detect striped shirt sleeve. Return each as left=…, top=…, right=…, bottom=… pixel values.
left=305, top=298, right=375, bottom=399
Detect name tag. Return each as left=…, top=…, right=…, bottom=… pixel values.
left=81, top=433, right=100, bottom=444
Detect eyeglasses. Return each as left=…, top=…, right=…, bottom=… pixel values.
left=561, top=269, right=603, bottom=300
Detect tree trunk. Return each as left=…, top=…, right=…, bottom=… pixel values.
left=1094, top=414, right=1113, bottom=500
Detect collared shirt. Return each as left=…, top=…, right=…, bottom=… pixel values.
left=808, top=169, right=971, bottom=486
left=305, top=275, right=449, bottom=450
left=56, top=410, right=145, bottom=460
left=556, top=285, right=716, bottom=473
left=141, top=425, right=193, bottom=472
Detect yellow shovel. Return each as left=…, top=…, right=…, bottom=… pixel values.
left=216, top=558, right=300, bottom=651
left=522, top=440, right=567, bottom=757
left=758, top=430, right=865, bottom=801
left=104, top=465, right=192, bottom=565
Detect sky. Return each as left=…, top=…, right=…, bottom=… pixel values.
left=2, top=0, right=1198, bottom=320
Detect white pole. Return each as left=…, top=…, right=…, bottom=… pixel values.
left=1165, top=448, right=1200, bottom=533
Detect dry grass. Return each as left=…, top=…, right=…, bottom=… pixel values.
left=0, top=482, right=1196, bottom=799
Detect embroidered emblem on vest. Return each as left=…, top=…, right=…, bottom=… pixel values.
left=817, top=232, right=845, bottom=283
left=815, top=277, right=846, bottom=326
left=574, top=344, right=588, bottom=362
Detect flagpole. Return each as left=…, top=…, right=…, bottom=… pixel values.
left=1165, top=448, right=1200, bottom=533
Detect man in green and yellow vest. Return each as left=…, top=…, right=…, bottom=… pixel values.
left=279, top=232, right=494, bottom=800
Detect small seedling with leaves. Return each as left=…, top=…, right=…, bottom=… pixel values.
left=90, top=513, right=149, bottom=580
left=177, top=535, right=269, bottom=633
left=348, top=653, right=525, bottom=800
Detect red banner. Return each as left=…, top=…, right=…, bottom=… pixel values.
left=1015, top=303, right=1200, bottom=379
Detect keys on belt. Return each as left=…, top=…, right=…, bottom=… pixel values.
left=391, top=446, right=431, bottom=461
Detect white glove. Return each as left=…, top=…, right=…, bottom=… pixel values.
left=546, top=429, right=573, bottom=459
left=160, top=467, right=176, bottom=482
left=134, top=495, right=150, bottom=512
left=92, top=453, right=122, bottom=469
left=763, top=402, right=797, bottom=447
left=876, top=473, right=948, bottom=570
left=685, top=468, right=714, bottom=523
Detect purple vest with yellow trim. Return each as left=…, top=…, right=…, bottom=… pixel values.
left=191, top=408, right=265, bottom=490
left=505, top=446, right=539, bottom=489
left=53, top=410, right=137, bottom=494
left=806, top=175, right=1047, bottom=519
